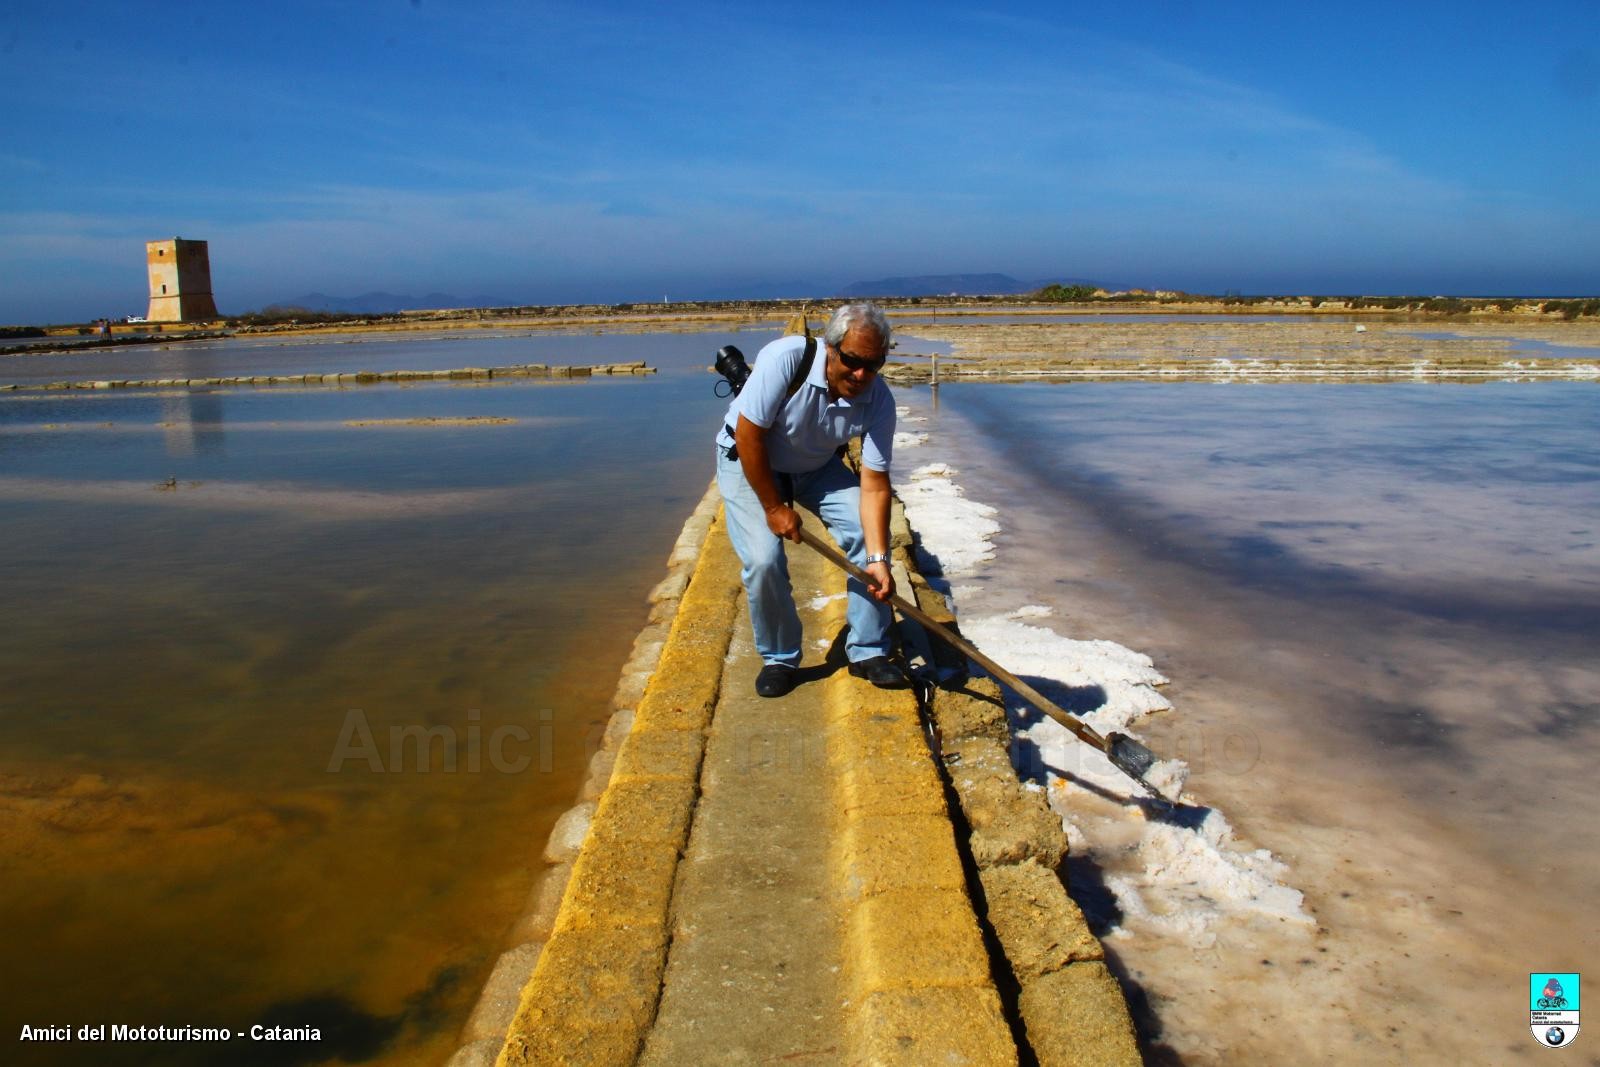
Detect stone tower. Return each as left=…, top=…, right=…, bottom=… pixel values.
left=146, top=238, right=219, bottom=322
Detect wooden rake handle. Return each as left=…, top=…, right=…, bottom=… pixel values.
left=796, top=527, right=1113, bottom=754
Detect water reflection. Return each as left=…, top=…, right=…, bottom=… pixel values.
left=161, top=389, right=227, bottom=456
left=950, top=382, right=1600, bottom=608
left=0, top=332, right=736, bottom=1066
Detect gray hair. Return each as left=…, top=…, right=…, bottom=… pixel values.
left=823, top=302, right=892, bottom=348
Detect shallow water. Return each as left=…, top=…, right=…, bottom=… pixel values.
left=0, top=324, right=774, bottom=386
left=896, top=379, right=1599, bottom=1063
left=1408, top=330, right=1600, bottom=357
left=0, top=329, right=754, bottom=1064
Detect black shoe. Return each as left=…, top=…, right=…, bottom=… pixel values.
left=848, top=656, right=909, bottom=689
left=755, top=663, right=798, bottom=698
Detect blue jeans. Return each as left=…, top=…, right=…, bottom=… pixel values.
left=716, top=447, right=893, bottom=668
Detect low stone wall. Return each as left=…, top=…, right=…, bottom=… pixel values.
left=0, top=362, right=655, bottom=393
left=443, top=485, right=730, bottom=1067
left=891, top=511, right=1142, bottom=1066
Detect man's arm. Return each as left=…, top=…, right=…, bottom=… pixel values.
left=859, top=465, right=894, bottom=602
left=735, top=414, right=802, bottom=542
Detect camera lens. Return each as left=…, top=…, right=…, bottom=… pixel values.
left=714, top=345, right=751, bottom=394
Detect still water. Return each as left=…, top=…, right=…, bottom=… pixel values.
left=898, top=379, right=1599, bottom=1063
left=0, top=329, right=755, bottom=1065
left=0, top=326, right=758, bottom=386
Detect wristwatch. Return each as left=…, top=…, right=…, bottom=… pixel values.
left=864, top=553, right=891, bottom=567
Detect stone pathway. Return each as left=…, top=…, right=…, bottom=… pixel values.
left=640, top=535, right=847, bottom=1063
left=491, top=498, right=1135, bottom=1067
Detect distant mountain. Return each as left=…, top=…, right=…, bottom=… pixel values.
left=840, top=273, right=1105, bottom=298
left=266, top=292, right=517, bottom=314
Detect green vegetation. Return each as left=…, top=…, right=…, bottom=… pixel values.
left=230, top=307, right=399, bottom=327
left=1542, top=299, right=1600, bottom=320
left=1198, top=293, right=1600, bottom=316
left=1032, top=283, right=1100, bottom=302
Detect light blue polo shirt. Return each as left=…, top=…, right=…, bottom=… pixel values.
left=716, top=335, right=896, bottom=474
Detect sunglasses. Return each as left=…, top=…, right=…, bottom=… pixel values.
left=835, top=346, right=887, bottom=374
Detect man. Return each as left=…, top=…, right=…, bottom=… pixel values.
left=715, top=302, right=908, bottom=697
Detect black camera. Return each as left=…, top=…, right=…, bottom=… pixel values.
left=714, top=344, right=751, bottom=396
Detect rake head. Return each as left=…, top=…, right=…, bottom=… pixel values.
left=1107, top=732, right=1173, bottom=808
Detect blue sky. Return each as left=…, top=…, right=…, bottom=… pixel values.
left=2, top=1, right=1596, bottom=322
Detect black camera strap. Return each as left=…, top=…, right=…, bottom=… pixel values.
left=787, top=335, right=818, bottom=401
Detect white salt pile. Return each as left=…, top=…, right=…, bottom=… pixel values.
left=1102, top=808, right=1312, bottom=947
left=893, top=430, right=929, bottom=449
left=895, top=406, right=1312, bottom=948
left=897, top=463, right=1000, bottom=577
left=962, top=611, right=1171, bottom=740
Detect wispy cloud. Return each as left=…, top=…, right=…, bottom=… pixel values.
left=0, top=153, right=47, bottom=173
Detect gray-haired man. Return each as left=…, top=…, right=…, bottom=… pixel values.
left=714, top=302, right=908, bottom=697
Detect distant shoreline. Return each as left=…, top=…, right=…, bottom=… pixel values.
left=9, top=292, right=1597, bottom=345
left=8, top=305, right=1598, bottom=384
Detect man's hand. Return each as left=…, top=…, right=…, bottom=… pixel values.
left=737, top=415, right=801, bottom=542
left=766, top=502, right=802, bottom=542
left=859, top=465, right=895, bottom=603
left=864, top=560, right=895, bottom=602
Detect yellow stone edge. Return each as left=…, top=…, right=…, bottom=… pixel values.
left=816, top=545, right=1019, bottom=1067
left=892, top=512, right=1142, bottom=1067
left=496, top=506, right=743, bottom=1067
